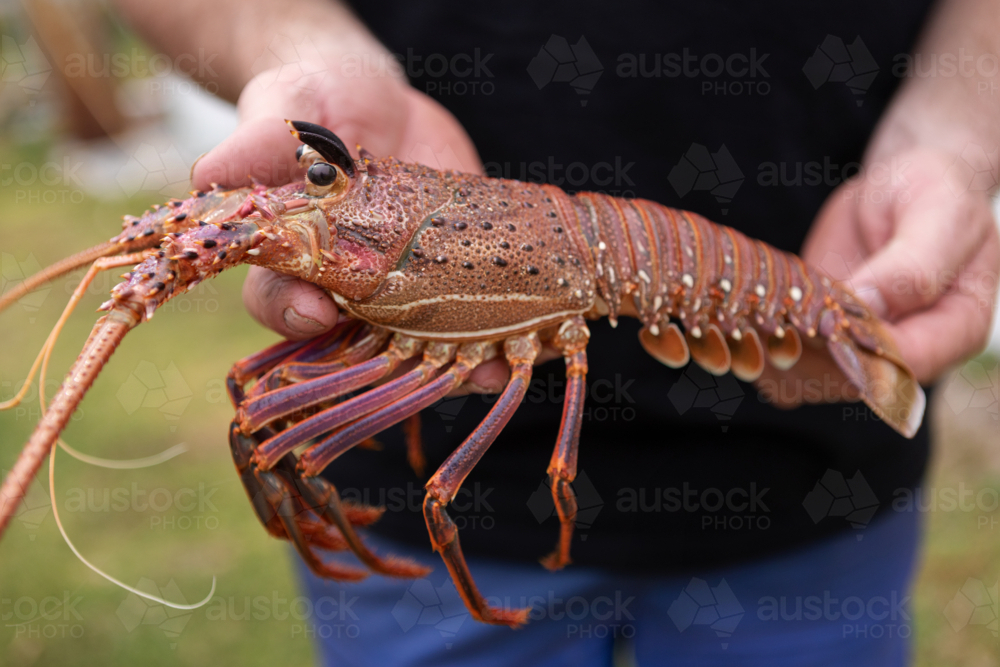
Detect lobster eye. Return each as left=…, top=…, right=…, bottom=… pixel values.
left=307, top=162, right=339, bottom=187
left=295, top=145, right=306, bottom=161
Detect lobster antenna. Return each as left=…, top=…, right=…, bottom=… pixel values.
left=0, top=240, right=120, bottom=315
left=57, top=440, right=188, bottom=469
left=0, top=250, right=151, bottom=413
left=48, top=440, right=216, bottom=611
left=1, top=249, right=184, bottom=469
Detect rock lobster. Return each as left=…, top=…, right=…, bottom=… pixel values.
left=0, top=121, right=925, bottom=626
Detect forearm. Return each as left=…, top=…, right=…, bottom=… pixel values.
left=111, top=0, right=397, bottom=102
left=866, top=0, right=1000, bottom=171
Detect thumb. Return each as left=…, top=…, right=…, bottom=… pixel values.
left=850, top=192, right=982, bottom=320
left=192, top=116, right=301, bottom=190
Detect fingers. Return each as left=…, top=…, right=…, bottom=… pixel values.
left=192, top=116, right=302, bottom=190
left=449, top=346, right=561, bottom=396
left=884, top=229, right=999, bottom=383
left=856, top=186, right=994, bottom=319
left=242, top=267, right=339, bottom=340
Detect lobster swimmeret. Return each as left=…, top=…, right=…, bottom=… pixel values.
left=0, top=121, right=924, bottom=626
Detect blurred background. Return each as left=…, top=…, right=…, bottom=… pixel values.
left=0, top=2, right=996, bottom=665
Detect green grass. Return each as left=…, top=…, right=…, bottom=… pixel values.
left=0, top=186, right=314, bottom=665
left=0, top=174, right=997, bottom=666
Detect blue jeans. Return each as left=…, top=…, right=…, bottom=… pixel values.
left=297, top=509, right=920, bottom=666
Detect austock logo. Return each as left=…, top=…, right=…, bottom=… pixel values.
left=432, top=395, right=468, bottom=433
left=116, top=143, right=191, bottom=199
left=1, top=469, right=50, bottom=540
left=249, top=35, right=327, bottom=92
left=667, top=144, right=744, bottom=215
left=392, top=576, right=469, bottom=649
left=116, top=360, right=194, bottom=429
left=116, top=579, right=194, bottom=649
left=944, top=577, right=998, bottom=637
left=2, top=591, right=85, bottom=640
left=667, top=363, right=744, bottom=431
left=802, top=35, right=878, bottom=105
left=944, top=143, right=1000, bottom=197
left=0, top=35, right=52, bottom=98
left=527, top=35, right=603, bottom=106
left=526, top=470, right=604, bottom=539
left=1, top=252, right=50, bottom=323
left=668, top=578, right=744, bottom=649
left=802, top=469, right=879, bottom=539
left=944, top=359, right=999, bottom=421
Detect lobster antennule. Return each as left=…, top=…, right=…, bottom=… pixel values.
left=0, top=220, right=261, bottom=536
left=0, top=187, right=251, bottom=318
left=0, top=240, right=120, bottom=315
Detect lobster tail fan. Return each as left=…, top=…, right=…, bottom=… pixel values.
left=825, top=316, right=925, bottom=439
left=286, top=120, right=357, bottom=177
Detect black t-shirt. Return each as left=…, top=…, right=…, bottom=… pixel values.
left=327, top=1, right=936, bottom=573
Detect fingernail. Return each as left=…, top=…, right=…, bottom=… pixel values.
left=283, top=307, right=325, bottom=335
left=852, top=283, right=889, bottom=318
left=465, top=381, right=503, bottom=395
left=189, top=151, right=209, bottom=187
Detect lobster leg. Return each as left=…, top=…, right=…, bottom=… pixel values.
left=403, top=413, right=425, bottom=478
left=252, top=342, right=458, bottom=471
left=419, top=334, right=541, bottom=626
left=236, top=334, right=423, bottom=434
left=229, top=423, right=370, bottom=581
left=295, top=342, right=495, bottom=477
left=261, top=342, right=492, bottom=579
left=232, top=321, right=369, bottom=403
left=541, top=317, right=590, bottom=571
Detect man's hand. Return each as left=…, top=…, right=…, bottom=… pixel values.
left=804, top=147, right=998, bottom=385
left=189, top=64, right=480, bottom=341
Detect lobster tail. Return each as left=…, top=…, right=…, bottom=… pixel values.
left=822, top=294, right=925, bottom=439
